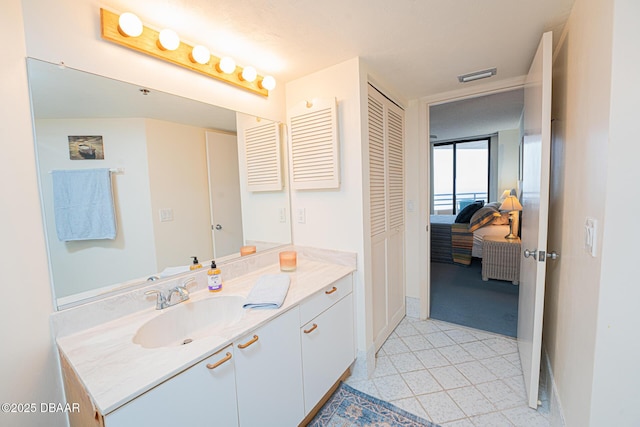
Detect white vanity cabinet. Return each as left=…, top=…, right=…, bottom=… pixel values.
left=62, top=269, right=357, bottom=427
left=104, top=344, right=238, bottom=427
left=300, top=275, right=355, bottom=415
left=234, top=306, right=305, bottom=427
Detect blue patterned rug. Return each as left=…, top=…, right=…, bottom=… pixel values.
left=307, top=383, right=439, bottom=426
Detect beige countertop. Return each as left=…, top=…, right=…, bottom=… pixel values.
left=57, top=258, right=354, bottom=415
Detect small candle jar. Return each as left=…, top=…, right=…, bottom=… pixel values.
left=240, top=245, right=256, bottom=256
left=279, top=251, right=297, bottom=272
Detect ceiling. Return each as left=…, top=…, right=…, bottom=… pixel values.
left=30, top=1, right=576, bottom=134
left=28, top=59, right=238, bottom=132
left=430, top=89, right=524, bottom=142
left=107, top=0, right=575, bottom=100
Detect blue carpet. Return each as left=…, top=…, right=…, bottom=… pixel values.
left=430, top=258, right=518, bottom=337
left=308, top=383, right=438, bottom=427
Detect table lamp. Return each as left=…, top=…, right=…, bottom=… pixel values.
left=499, top=195, right=523, bottom=239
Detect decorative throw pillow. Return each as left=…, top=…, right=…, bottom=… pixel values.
left=469, top=205, right=499, bottom=231
left=454, top=201, right=484, bottom=223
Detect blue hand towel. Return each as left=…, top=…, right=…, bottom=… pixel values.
left=243, top=274, right=291, bottom=309
left=52, top=169, right=117, bottom=241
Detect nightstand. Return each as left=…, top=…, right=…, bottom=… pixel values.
left=482, top=236, right=521, bottom=284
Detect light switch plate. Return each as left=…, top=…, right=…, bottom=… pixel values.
left=296, top=208, right=306, bottom=224
left=159, top=208, right=173, bottom=222
left=407, top=200, right=415, bottom=212
left=585, top=217, right=597, bottom=257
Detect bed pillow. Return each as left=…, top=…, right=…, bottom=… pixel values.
left=469, top=205, right=499, bottom=231
left=492, top=211, right=511, bottom=225
left=454, top=201, right=484, bottom=223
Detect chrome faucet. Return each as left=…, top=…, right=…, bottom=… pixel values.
left=145, top=289, right=168, bottom=310
left=167, top=285, right=190, bottom=306
left=145, top=278, right=196, bottom=310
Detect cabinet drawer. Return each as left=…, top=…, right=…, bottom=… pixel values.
left=104, top=344, right=238, bottom=427
left=299, top=274, right=352, bottom=326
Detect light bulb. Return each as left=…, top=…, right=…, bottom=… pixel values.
left=217, top=57, right=236, bottom=74
left=190, top=45, right=210, bottom=65
left=158, top=29, right=180, bottom=51
left=118, top=12, right=143, bottom=37
left=241, top=66, right=257, bottom=83
left=259, top=75, right=276, bottom=91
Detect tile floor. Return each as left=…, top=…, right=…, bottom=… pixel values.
left=346, top=317, right=551, bottom=427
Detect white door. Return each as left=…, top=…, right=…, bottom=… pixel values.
left=206, top=131, right=244, bottom=258
left=518, top=31, right=553, bottom=409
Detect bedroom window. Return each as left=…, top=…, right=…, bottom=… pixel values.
left=432, top=139, right=489, bottom=214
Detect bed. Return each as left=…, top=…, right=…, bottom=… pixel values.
left=430, top=202, right=511, bottom=265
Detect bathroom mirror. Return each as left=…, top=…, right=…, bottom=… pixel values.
left=27, top=58, right=291, bottom=309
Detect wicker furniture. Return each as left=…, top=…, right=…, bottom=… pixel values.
left=481, top=236, right=521, bottom=284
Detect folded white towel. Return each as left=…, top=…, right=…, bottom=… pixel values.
left=243, top=274, right=291, bottom=310
left=52, top=168, right=117, bottom=241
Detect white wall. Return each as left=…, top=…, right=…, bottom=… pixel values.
left=145, top=119, right=213, bottom=269
left=404, top=101, right=423, bottom=299
left=285, top=58, right=369, bottom=352
left=0, top=1, right=66, bottom=426
left=236, top=113, right=292, bottom=248
left=497, top=128, right=520, bottom=193
left=545, top=0, right=613, bottom=425
left=35, top=118, right=157, bottom=298
left=590, top=0, right=640, bottom=424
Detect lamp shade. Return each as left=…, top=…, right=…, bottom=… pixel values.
left=499, top=195, right=523, bottom=212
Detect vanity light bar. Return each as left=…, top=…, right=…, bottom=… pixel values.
left=100, top=8, right=274, bottom=97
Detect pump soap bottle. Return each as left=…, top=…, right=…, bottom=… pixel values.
left=190, top=256, right=202, bottom=270
left=208, top=261, right=222, bottom=292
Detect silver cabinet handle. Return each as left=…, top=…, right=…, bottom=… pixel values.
left=524, top=249, right=537, bottom=260
left=215, top=224, right=222, bottom=230
left=548, top=251, right=559, bottom=260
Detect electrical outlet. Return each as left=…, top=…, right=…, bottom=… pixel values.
left=279, top=208, right=287, bottom=223
left=407, top=200, right=415, bottom=212
left=296, top=208, right=306, bottom=224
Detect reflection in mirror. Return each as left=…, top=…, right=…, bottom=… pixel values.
left=27, top=58, right=291, bottom=309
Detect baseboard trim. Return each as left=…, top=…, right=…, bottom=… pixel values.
left=542, top=347, right=566, bottom=426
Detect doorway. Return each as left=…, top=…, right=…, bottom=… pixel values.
left=427, top=88, right=524, bottom=337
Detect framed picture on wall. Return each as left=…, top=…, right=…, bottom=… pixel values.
left=68, top=135, right=104, bottom=160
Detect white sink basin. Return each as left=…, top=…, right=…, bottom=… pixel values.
left=133, top=295, right=245, bottom=349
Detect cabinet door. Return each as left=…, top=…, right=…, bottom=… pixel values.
left=301, top=293, right=355, bottom=414
left=104, top=345, right=238, bottom=427
left=234, top=307, right=304, bottom=427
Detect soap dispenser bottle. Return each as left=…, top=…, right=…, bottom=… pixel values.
left=190, top=256, right=202, bottom=270
left=208, top=260, right=222, bottom=292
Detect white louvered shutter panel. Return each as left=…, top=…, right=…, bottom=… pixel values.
left=244, top=122, right=282, bottom=192
left=287, top=98, right=340, bottom=190
left=368, top=93, right=386, bottom=237
left=387, top=106, right=404, bottom=230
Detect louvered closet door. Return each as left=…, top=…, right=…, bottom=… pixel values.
left=368, top=86, right=405, bottom=351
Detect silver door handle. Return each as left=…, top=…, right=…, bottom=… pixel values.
left=215, top=224, right=222, bottom=230
left=548, top=251, right=559, bottom=260
left=524, top=249, right=537, bottom=260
